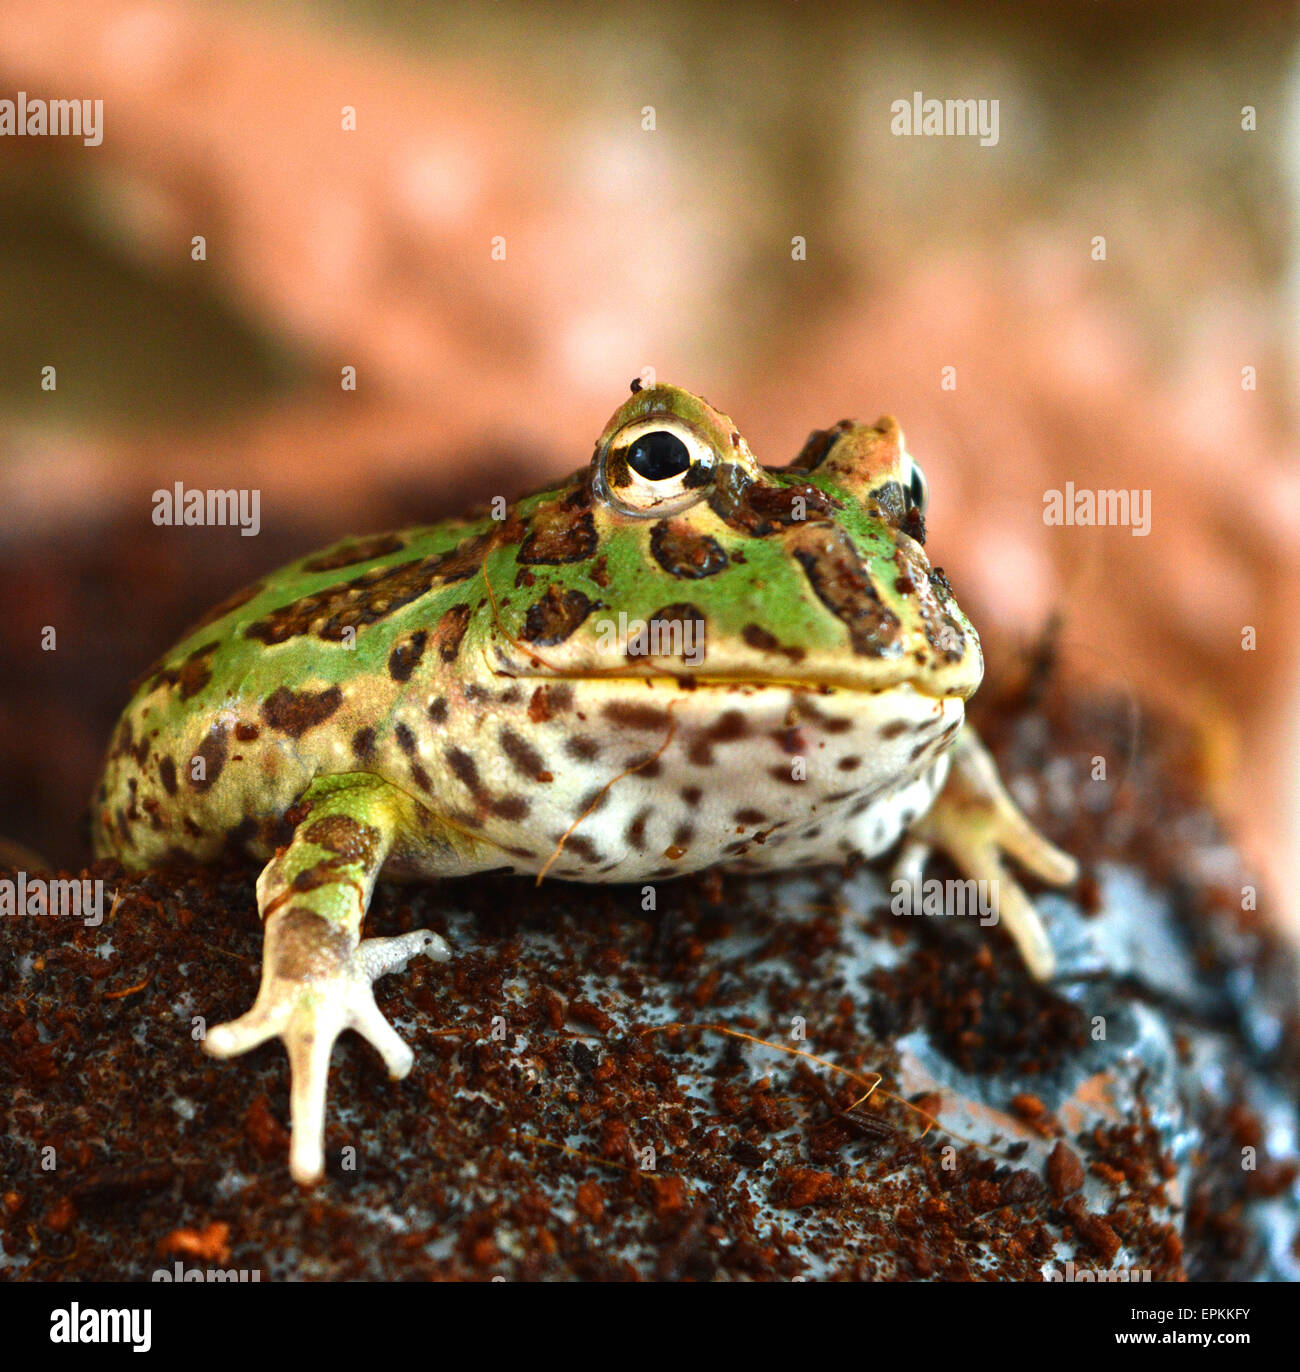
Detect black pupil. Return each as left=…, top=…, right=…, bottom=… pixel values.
left=908, top=468, right=926, bottom=509
left=627, top=430, right=691, bottom=481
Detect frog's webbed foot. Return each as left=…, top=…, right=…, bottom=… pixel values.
left=894, top=726, right=1077, bottom=980
left=206, top=923, right=449, bottom=1184
left=202, top=773, right=454, bottom=1185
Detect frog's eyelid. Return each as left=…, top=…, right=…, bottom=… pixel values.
left=614, top=417, right=714, bottom=466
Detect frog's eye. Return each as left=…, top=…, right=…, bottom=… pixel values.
left=628, top=429, right=691, bottom=480
left=903, top=452, right=929, bottom=515
left=598, top=417, right=716, bottom=516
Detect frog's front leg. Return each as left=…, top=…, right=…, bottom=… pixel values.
left=204, top=773, right=450, bottom=1185
left=894, top=726, right=1078, bottom=980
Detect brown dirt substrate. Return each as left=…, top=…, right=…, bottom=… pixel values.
left=3, top=677, right=1298, bottom=1281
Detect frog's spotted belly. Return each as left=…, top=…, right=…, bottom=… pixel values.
left=439, top=679, right=963, bottom=882
left=356, top=678, right=957, bottom=881
left=99, top=678, right=962, bottom=882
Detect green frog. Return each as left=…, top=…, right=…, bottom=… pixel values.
left=93, top=383, right=1076, bottom=1184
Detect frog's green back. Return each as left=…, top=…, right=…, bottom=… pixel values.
left=93, top=383, right=982, bottom=875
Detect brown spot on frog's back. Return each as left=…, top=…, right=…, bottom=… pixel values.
left=649, top=520, right=729, bottom=579
left=245, top=532, right=491, bottom=646
left=517, top=503, right=599, bottom=565
left=791, top=525, right=901, bottom=658
left=559, top=833, right=602, bottom=865
left=521, top=586, right=596, bottom=646
left=388, top=628, right=428, bottom=682
left=109, top=719, right=151, bottom=771
left=709, top=468, right=842, bottom=535
left=741, top=623, right=806, bottom=663
left=565, top=734, right=600, bottom=761
left=491, top=794, right=530, bottom=821
left=261, top=685, right=344, bottom=738
left=436, top=604, right=472, bottom=662
left=688, top=708, right=749, bottom=765
left=445, top=747, right=482, bottom=794
left=633, top=602, right=707, bottom=667
left=187, top=720, right=230, bottom=792
left=149, top=641, right=220, bottom=702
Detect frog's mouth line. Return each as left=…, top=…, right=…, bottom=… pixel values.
left=498, top=671, right=971, bottom=704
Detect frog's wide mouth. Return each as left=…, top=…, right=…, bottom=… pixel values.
left=503, top=670, right=974, bottom=704
left=489, top=600, right=984, bottom=701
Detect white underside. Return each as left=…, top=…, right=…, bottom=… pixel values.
left=433, top=679, right=964, bottom=882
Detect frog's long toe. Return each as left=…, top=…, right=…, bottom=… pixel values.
left=347, top=930, right=453, bottom=1077
left=200, top=774, right=460, bottom=1182
left=898, top=726, right=1078, bottom=980
left=206, top=927, right=449, bottom=1184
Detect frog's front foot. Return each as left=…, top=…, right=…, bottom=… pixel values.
left=205, top=912, right=450, bottom=1185
left=894, top=725, right=1078, bottom=980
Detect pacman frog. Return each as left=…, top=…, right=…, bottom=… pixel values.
left=93, top=383, right=1077, bottom=1183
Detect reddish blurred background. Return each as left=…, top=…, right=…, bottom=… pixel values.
left=1, top=0, right=1296, bottom=933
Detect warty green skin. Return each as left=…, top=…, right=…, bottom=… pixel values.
left=92, top=383, right=1077, bottom=1184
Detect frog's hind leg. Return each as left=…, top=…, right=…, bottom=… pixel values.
left=893, top=727, right=1077, bottom=981
left=204, top=773, right=450, bottom=1185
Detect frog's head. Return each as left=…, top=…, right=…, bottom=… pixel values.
left=492, top=384, right=982, bottom=701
